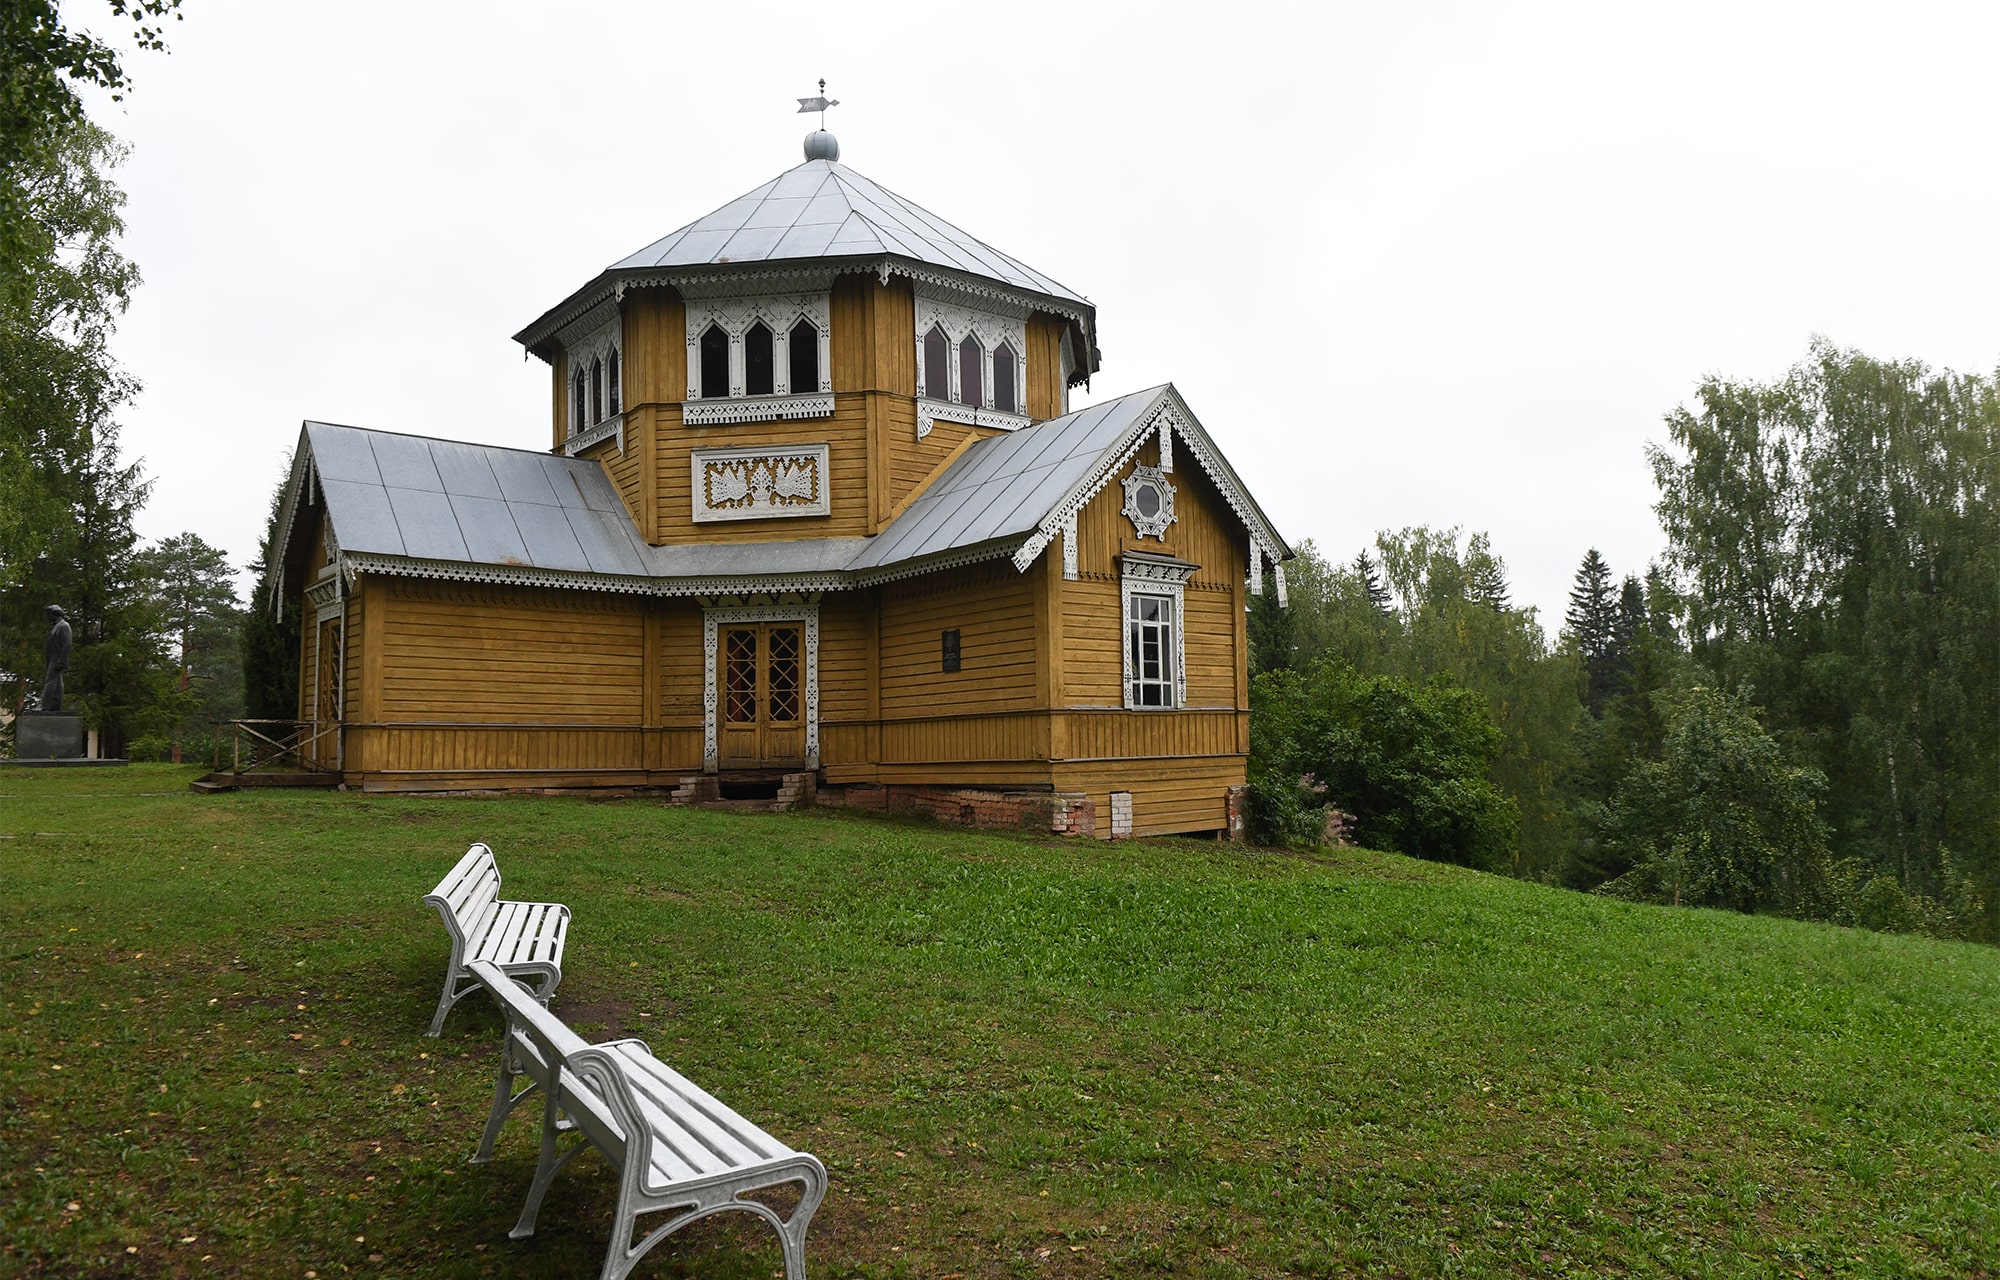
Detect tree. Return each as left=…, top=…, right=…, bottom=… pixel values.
left=135, top=532, right=242, bottom=759
left=240, top=463, right=301, bottom=720
left=1251, top=658, right=1518, bottom=869
left=2, top=2, right=182, bottom=315
left=1565, top=549, right=1618, bottom=714
left=1597, top=686, right=1830, bottom=915
left=1355, top=549, right=1391, bottom=614
left=0, top=111, right=166, bottom=754
left=1649, top=340, right=2000, bottom=926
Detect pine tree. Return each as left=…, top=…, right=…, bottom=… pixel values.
left=1612, top=575, right=1646, bottom=688
left=240, top=464, right=301, bottom=721
left=1566, top=549, right=1618, bottom=715
left=1469, top=534, right=1511, bottom=612
left=1355, top=549, right=1391, bottom=614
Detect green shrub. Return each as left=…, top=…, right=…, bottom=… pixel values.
left=1250, top=660, right=1517, bottom=868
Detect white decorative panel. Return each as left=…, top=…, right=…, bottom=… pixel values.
left=691, top=443, right=831, bottom=522
left=1121, top=465, right=1177, bottom=540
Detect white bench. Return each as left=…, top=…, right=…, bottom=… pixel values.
left=466, top=959, right=827, bottom=1280
left=422, top=843, right=570, bottom=1037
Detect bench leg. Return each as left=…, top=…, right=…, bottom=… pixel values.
left=774, top=1160, right=828, bottom=1280
left=427, top=971, right=468, bottom=1038
left=473, top=1044, right=536, bottom=1164
left=509, top=1091, right=589, bottom=1240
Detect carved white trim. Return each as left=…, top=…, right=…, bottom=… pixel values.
left=562, top=416, right=623, bottom=457
left=562, top=315, right=623, bottom=440
left=912, top=285, right=1029, bottom=415
left=305, top=576, right=342, bottom=618
left=1158, top=412, right=1173, bottom=472
left=1248, top=532, right=1264, bottom=597
left=914, top=398, right=1031, bottom=440
left=1060, top=511, right=1078, bottom=581
left=1011, top=388, right=1289, bottom=577
left=340, top=552, right=656, bottom=596
left=1273, top=558, right=1289, bottom=608
left=896, top=263, right=1088, bottom=327
left=691, top=443, right=831, bottom=522
left=702, top=603, right=820, bottom=772
left=681, top=393, right=834, bottom=427
left=1120, top=556, right=1191, bottom=710
left=684, top=293, right=833, bottom=401
left=673, top=270, right=837, bottom=298
left=1121, top=465, right=1177, bottom=540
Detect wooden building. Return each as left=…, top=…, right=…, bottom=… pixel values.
left=270, top=133, right=1292, bottom=837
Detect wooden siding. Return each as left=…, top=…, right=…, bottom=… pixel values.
left=374, top=579, right=645, bottom=723
left=549, top=351, right=568, bottom=452
left=877, top=561, right=1039, bottom=719
left=648, top=396, right=873, bottom=543
left=1024, top=313, right=1067, bottom=422
left=1056, top=755, right=1245, bottom=838
left=1058, top=435, right=1248, bottom=710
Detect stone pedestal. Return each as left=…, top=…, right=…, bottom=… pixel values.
left=17, top=713, right=84, bottom=759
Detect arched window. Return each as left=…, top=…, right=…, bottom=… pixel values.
left=992, top=341, right=1017, bottom=414
left=699, top=324, right=729, bottom=398
left=606, top=348, right=621, bottom=415
left=923, top=325, right=949, bottom=400
left=571, top=370, right=586, bottom=434
left=744, top=321, right=775, bottom=396
left=958, top=335, right=983, bottom=408
left=788, top=318, right=819, bottom=393
left=590, top=357, right=604, bottom=424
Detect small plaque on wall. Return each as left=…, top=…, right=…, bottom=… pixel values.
left=942, top=629, right=961, bottom=672
left=691, top=443, right=831, bottom=522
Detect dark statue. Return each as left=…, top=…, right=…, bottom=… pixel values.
left=40, top=604, right=70, bottom=715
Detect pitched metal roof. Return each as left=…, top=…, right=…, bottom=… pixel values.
left=607, top=160, right=1086, bottom=305
left=301, top=422, right=656, bottom=578
left=847, top=390, right=1166, bottom=570
left=276, top=384, right=1288, bottom=606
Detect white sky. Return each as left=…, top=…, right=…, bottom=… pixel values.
left=81, top=0, right=2000, bottom=626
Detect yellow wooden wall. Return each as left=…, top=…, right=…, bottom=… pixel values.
left=1024, top=314, right=1068, bottom=422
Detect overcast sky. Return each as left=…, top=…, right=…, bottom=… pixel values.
left=81, top=0, right=2000, bottom=626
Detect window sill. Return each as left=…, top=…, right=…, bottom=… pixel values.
left=917, top=398, right=1030, bottom=439
left=563, top=416, right=624, bottom=457
left=681, top=393, right=836, bottom=427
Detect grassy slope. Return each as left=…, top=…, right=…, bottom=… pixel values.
left=1, top=766, right=1995, bottom=1279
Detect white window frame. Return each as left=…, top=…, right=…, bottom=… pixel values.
left=912, top=284, right=1030, bottom=436
left=1119, top=553, right=1195, bottom=711
left=563, top=316, right=622, bottom=440
left=683, top=293, right=834, bottom=417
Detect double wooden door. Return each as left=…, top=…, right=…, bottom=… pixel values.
left=717, top=622, right=805, bottom=768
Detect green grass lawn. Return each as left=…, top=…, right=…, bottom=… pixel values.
left=2, top=766, right=1996, bottom=1279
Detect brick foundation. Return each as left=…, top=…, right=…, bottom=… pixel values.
left=1225, top=784, right=1248, bottom=843
left=818, top=782, right=1096, bottom=837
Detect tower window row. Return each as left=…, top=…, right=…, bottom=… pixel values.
left=570, top=346, right=621, bottom=435
left=696, top=318, right=821, bottom=399
left=922, top=326, right=1019, bottom=415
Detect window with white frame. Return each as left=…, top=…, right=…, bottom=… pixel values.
left=683, top=293, right=833, bottom=416
left=562, top=316, right=622, bottom=440
left=1127, top=591, right=1175, bottom=708
left=1120, top=551, right=1195, bottom=710
left=912, top=286, right=1028, bottom=423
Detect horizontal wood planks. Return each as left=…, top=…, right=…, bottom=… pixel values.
left=375, top=580, right=644, bottom=723
left=878, top=563, right=1038, bottom=718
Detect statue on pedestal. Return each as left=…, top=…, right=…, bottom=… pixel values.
left=40, top=604, right=70, bottom=715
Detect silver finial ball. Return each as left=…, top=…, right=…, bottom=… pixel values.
left=803, top=130, right=839, bottom=162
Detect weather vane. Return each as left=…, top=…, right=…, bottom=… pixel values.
left=796, top=78, right=839, bottom=129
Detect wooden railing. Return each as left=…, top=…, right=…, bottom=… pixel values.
left=215, top=720, right=341, bottom=773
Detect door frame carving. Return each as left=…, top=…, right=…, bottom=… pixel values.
left=703, top=602, right=819, bottom=772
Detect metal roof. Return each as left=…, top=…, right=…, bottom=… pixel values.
left=303, top=423, right=656, bottom=578
left=608, top=160, right=1087, bottom=305
left=283, top=384, right=1288, bottom=602
left=847, top=390, right=1166, bottom=570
